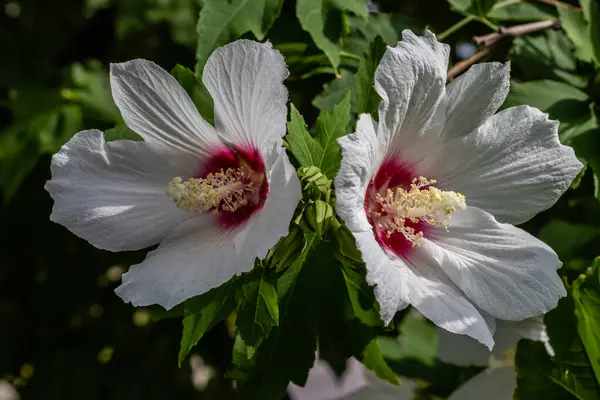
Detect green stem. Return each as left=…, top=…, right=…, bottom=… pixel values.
left=437, top=15, right=476, bottom=41
left=480, top=16, right=499, bottom=31
left=340, top=51, right=362, bottom=61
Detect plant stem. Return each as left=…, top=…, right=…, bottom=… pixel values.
left=447, top=19, right=561, bottom=79
left=438, top=15, right=476, bottom=41
left=529, top=0, right=582, bottom=12
left=340, top=51, right=362, bottom=61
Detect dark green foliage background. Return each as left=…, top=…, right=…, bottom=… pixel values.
left=1, top=0, right=600, bottom=399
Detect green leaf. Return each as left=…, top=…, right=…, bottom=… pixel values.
left=194, top=0, right=284, bottom=74
left=286, top=94, right=351, bottom=177
left=515, top=340, right=594, bottom=400
left=229, top=334, right=257, bottom=380
left=314, top=92, right=352, bottom=177
left=296, top=0, right=367, bottom=72
left=339, top=262, right=382, bottom=328
left=359, top=339, right=401, bottom=385
left=346, top=13, right=424, bottom=45
left=538, top=220, right=600, bottom=260
left=312, top=69, right=355, bottom=113
left=171, top=64, right=214, bottom=124
left=572, top=259, right=600, bottom=385
left=0, top=96, right=83, bottom=203
left=515, top=290, right=600, bottom=400
left=313, top=241, right=379, bottom=377
left=297, top=166, right=332, bottom=195
left=558, top=6, right=595, bottom=64
left=572, top=117, right=600, bottom=201
left=237, top=274, right=280, bottom=347
left=560, top=102, right=598, bottom=143
left=178, top=280, right=237, bottom=366
left=63, top=61, right=122, bottom=123
left=505, top=79, right=588, bottom=111
left=508, top=30, right=585, bottom=87
left=304, top=200, right=334, bottom=237
left=104, top=125, right=142, bottom=142
left=488, top=1, right=555, bottom=21
left=448, top=0, right=497, bottom=17
left=329, top=0, right=368, bottom=18
left=240, top=232, right=320, bottom=399
left=355, top=35, right=386, bottom=116
left=296, top=0, right=343, bottom=72
left=378, top=310, right=437, bottom=367
left=581, top=0, right=600, bottom=65
left=276, top=230, right=317, bottom=297
left=285, top=104, right=323, bottom=169
left=505, top=80, right=593, bottom=142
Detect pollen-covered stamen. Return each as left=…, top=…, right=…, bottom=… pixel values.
left=373, top=177, right=466, bottom=246
left=166, top=168, right=256, bottom=214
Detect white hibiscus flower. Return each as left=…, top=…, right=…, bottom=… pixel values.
left=45, top=40, right=302, bottom=309
left=438, top=316, right=552, bottom=400
left=334, top=30, right=583, bottom=347
left=288, top=357, right=415, bottom=400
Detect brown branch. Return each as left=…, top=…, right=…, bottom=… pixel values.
left=447, top=19, right=561, bottom=80
left=529, top=0, right=582, bottom=13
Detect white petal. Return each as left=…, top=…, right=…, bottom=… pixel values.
left=202, top=40, right=289, bottom=149
left=421, top=106, right=583, bottom=224
left=232, top=143, right=301, bottom=260
left=45, top=130, right=196, bottom=251
left=448, top=366, right=516, bottom=400
left=514, top=315, right=554, bottom=356
left=353, top=231, right=411, bottom=325
left=288, top=358, right=414, bottom=400
left=374, top=30, right=449, bottom=164
left=406, top=247, right=495, bottom=349
left=443, top=62, right=510, bottom=140
left=437, top=326, right=492, bottom=367
left=115, top=217, right=239, bottom=309
left=335, top=114, right=382, bottom=233
left=288, top=359, right=368, bottom=400
left=115, top=143, right=300, bottom=309
left=110, top=59, right=220, bottom=156
left=438, top=315, right=552, bottom=366
left=351, top=229, right=493, bottom=347
left=423, top=207, right=566, bottom=321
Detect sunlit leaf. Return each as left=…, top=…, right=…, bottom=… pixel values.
left=558, top=5, right=595, bottom=64
left=314, top=92, right=351, bottom=177
left=237, top=273, right=279, bottom=347
left=285, top=104, right=322, bottom=168
left=488, top=0, right=555, bottom=21
left=448, top=0, right=498, bottom=17
left=194, top=0, right=284, bottom=74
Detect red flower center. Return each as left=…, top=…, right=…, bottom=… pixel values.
left=195, top=145, right=268, bottom=230
left=365, top=158, right=430, bottom=258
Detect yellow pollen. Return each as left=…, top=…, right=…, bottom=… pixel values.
left=374, top=177, right=466, bottom=246
left=166, top=168, right=255, bottom=214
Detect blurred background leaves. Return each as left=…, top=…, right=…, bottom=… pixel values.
left=2, top=0, right=600, bottom=398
